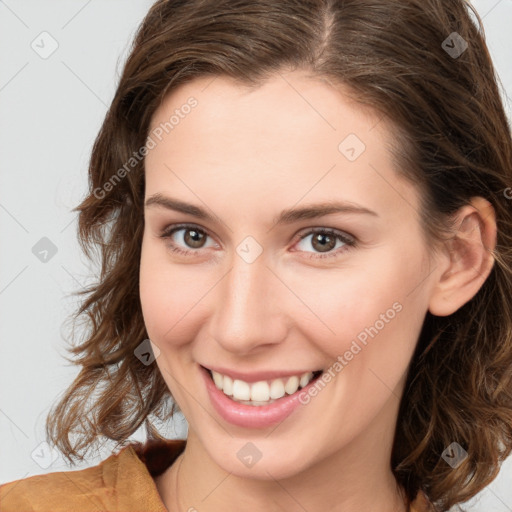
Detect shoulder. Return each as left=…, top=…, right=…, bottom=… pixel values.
left=0, top=460, right=105, bottom=511
left=0, top=441, right=175, bottom=512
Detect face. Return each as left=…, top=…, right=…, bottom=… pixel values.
left=140, top=70, right=437, bottom=481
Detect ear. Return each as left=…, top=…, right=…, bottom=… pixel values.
left=428, top=196, right=497, bottom=317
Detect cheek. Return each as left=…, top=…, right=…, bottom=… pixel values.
left=288, top=244, right=429, bottom=368
left=139, top=237, right=191, bottom=344
left=288, top=249, right=429, bottom=441
left=139, top=236, right=220, bottom=350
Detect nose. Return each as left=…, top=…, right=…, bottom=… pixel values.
left=208, top=248, right=289, bottom=355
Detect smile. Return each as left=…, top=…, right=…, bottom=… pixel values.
left=200, top=365, right=324, bottom=428
left=208, top=368, right=323, bottom=405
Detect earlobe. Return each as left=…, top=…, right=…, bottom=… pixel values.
left=428, top=197, right=497, bottom=317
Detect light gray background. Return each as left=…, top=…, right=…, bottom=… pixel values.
left=1, top=1, right=511, bottom=510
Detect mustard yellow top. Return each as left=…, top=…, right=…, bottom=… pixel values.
left=0, top=438, right=433, bottom=511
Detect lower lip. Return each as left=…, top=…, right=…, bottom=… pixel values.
left=201, top=365, right=321, bottom=429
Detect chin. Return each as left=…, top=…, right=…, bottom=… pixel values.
left=198, top=429, right=317, bottom=481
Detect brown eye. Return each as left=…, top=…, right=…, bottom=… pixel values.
left=294, top=228, right=356, bottom=259
left=310, top=232, right=337, bottom=253
left=182, top=228, right=207, bottom=249
left=159, top=224, right=216, bottom=256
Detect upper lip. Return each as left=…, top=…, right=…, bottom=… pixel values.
left=201, top=364, right=322, bottom=383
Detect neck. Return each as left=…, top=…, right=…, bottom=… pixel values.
left=156, top=407, right=408, bottom=512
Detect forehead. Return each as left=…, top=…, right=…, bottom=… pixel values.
left=144, top=72, right=420, bottom=225
left=148, top=72, right=382, bottom=145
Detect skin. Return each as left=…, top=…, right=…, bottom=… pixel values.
left=139, top=70, right=496, bottom=512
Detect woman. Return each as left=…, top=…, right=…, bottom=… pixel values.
left=1, top=1, right=511, bottom=511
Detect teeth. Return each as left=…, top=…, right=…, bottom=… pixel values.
left=270, top=379, right=285, bottom=399
left=223, top=375, right=233, bottom=396
left=284, top=375, right=300, bottom=395
left=232, top=379, right=251, bottom=400
left=212, top=371, right=223, bottom=390
left=210, top=369, right=318, bottom=404
left=234, top=399, right=277, bottom=406
left=250, top=381, right=269, bottom=401
left=300, top=372, right=312, bottom=388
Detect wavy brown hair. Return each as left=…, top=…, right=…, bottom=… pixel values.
left=45, top=0, right=512, bottom=510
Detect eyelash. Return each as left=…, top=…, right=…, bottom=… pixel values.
left=158, top=223, right=357, bottom=260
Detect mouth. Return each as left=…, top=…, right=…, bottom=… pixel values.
left=202, top=365, right=324, bottom=406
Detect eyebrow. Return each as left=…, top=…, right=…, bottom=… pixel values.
left=144, top=193, right=379, bottom=226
